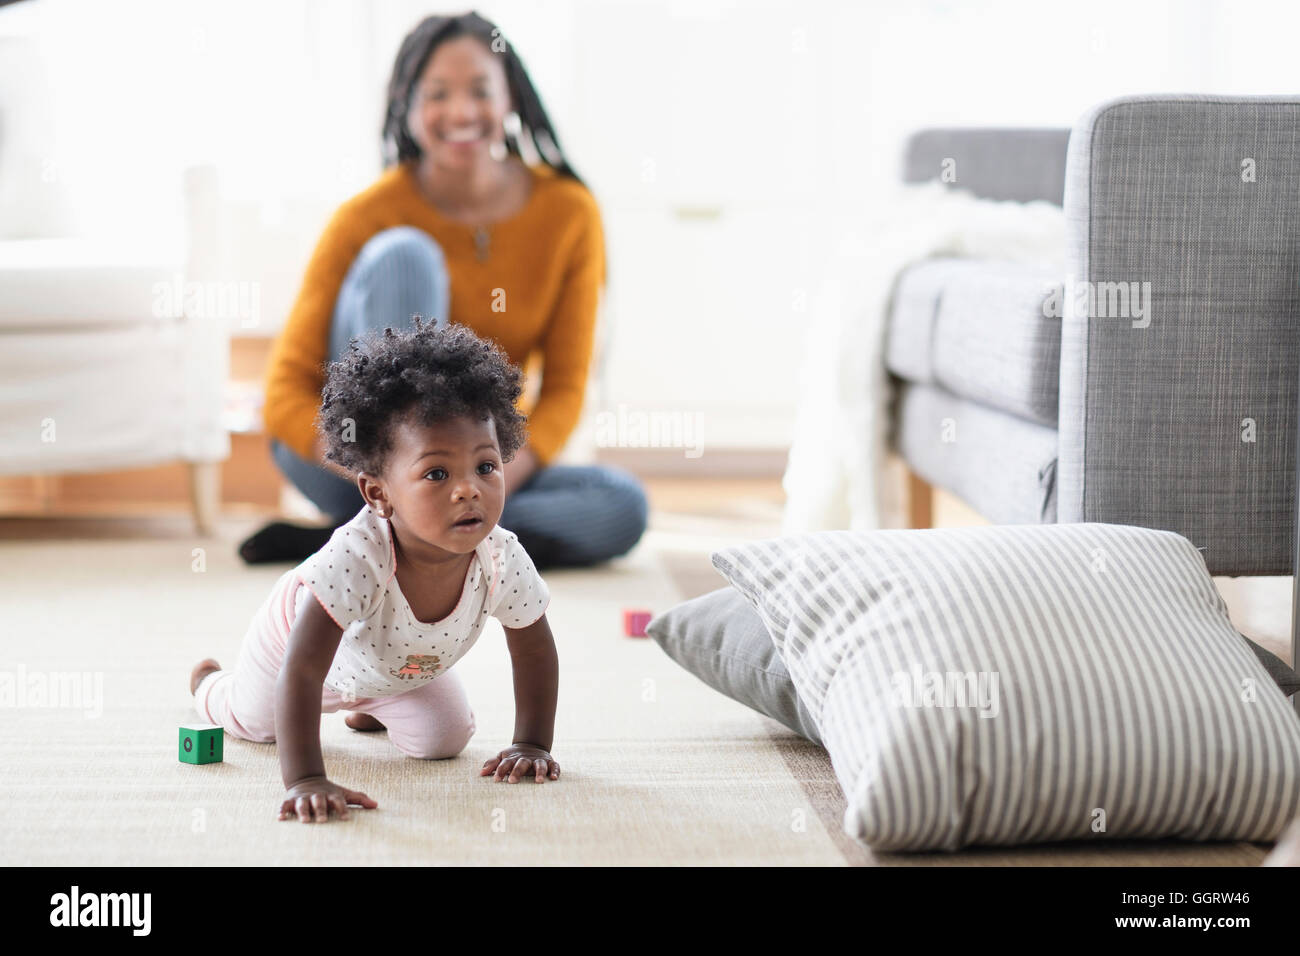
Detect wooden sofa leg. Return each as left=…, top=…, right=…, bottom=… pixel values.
left=907, top=469, right=933, bottom=530
left=188, top=461, right=221, bottom=536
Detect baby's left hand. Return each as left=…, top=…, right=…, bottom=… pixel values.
left=481, top=744, right=561, bottom=784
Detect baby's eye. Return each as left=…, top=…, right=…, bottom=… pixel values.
left=478, top=461, right=496, bottom=475
left=424, top=468, right=448, bottom=481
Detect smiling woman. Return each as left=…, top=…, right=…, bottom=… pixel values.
left=241, top=11, right=648, bottom=569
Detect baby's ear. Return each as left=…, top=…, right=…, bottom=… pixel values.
left=355, top=471, right=384, bottom=506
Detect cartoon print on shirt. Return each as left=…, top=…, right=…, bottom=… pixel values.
left=390, top=653, right=442, bottom=679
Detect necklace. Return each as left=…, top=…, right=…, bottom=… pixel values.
left=412, top=160, right=528, bottom=264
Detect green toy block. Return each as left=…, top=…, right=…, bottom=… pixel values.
left=179, top=723, right=223, bottom=764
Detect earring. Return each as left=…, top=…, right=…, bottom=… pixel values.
left=490, top=111, right=521, bottom=162
left=503, top=110, right=522, bottom=139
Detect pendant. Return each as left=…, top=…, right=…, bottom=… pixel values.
left=474, top=226, right=490, bottom=262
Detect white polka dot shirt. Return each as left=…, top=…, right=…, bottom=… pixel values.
left=293, top=506, right=549, bottom=700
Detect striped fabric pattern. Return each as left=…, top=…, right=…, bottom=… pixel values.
left=712, top=523, right=1300, bottom=852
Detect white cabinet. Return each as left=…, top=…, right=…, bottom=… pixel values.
left=565, top=0, right=851, bottom=449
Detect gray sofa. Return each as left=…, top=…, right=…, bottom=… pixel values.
left=886, top=95, right=1300, bottom=577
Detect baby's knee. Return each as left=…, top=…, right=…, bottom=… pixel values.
left=393, top=712, right=476, bottom=760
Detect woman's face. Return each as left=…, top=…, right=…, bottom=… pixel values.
left=406, top=35, right=512, bottom=171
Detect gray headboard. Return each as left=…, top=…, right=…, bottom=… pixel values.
left=901, top=128, right=1071, bottom=206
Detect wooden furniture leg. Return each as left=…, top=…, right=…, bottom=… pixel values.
left=188, top=461, right=221, bottom=536
left=907, top=468, right=933, bottom=530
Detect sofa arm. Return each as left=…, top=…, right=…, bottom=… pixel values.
left=1057, top=95, right=1300, bottom=574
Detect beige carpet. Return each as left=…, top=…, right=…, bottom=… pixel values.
left=0, top=511, right=1277, bottom=865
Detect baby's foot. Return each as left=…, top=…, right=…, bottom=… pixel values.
left=345, top=712, right=386, bottom=732
left=190, top=658, right=221, bottom=695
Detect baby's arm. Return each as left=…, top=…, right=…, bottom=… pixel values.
left=275, top=593, right=378, bottom=821
left=481, top=613, right=560, bottom=783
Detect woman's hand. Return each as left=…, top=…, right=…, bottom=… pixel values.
left=481, top=744, right=560, bottom=784
left=278, top=775, right=378, bottom=822
left=501, top=445, right=540, bottom=497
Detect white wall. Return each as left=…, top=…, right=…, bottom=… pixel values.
left=4, top=0, right=1299, bottom=451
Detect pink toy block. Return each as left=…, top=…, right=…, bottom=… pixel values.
left=623, top=609, right=652, bottom=638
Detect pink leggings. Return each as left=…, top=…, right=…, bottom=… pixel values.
left=195, top=587, right=476, bottom=759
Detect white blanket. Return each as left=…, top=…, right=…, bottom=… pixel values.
left=781, top=183, right=1067, bottom=534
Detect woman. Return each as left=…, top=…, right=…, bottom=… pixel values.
left=240, top=11, right=648, bottom=570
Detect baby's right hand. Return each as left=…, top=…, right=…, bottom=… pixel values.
left=278, top=775, right=378, bottom=823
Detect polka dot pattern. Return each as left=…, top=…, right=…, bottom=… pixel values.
left=290, top=506, right=550, bottom=699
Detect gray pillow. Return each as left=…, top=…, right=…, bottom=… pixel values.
left=646, top=590, right=1298, bottom=754
left=646, top=587, right=822, bottom=745
left=1240, top=634, right=1300, bottom=697
left=712, top=523, right=1300, bottom=852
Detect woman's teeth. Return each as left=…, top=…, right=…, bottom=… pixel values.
left=443, top=128, right=481, bottom=142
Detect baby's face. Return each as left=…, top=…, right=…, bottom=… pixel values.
left=369, top=413, right=506, bottom=560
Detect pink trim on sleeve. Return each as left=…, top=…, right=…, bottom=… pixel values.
left=482, top=531, right=506, bottom=603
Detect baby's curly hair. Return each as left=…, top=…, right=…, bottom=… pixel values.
left=315, top=319, right=528, bottom=477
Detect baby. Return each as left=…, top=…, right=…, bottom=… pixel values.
left=189, top=320, right=560, bottom=824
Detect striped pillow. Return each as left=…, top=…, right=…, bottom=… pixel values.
left=712, top=523, right=1300, bottom=852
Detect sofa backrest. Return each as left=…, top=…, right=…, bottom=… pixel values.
left=901, top=128, right=1071, bottom=205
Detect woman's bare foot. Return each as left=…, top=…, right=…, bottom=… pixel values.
left=190, top=658, right=221, bottom=695
left=345, top=712, right=386, bottom=732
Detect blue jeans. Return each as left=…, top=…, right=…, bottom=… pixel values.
left=270, top=226, right=648, bottom=569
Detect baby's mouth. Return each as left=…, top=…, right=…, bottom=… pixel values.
left=452, top=516, right=483, bottom=531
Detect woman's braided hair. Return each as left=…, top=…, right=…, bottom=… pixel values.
left=315, top=318, right=528, bottom=478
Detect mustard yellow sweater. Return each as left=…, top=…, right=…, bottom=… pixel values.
left=263, top=161, right=606, bottom=466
